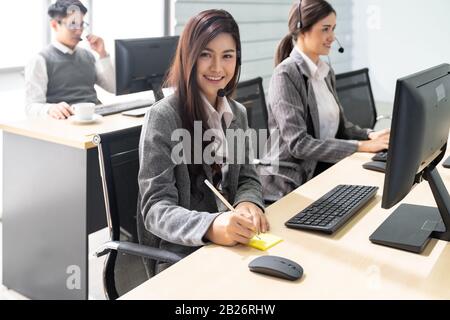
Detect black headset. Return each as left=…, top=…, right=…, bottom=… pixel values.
left=296, top=0, right=344, bottom=53
left=297, top=0, right=303, bottom=30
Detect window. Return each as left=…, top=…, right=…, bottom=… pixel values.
left=0, top=0, right=47, bottom=69
left=0, top=0, right=166, bottom=69
left=91, top=0, right=165, bottom=56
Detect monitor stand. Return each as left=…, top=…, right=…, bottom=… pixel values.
left=370, top=167, right=450, bottom=253
left=147, top=79, right=165, bottom=102
left=444, top=155, right=450, bottom=168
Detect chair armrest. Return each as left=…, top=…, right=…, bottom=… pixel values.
left=94, top=241, right=186, bottom=264
left=95, top=241, right=120, bottom=257
left=253, top=159, right=298, bottom=169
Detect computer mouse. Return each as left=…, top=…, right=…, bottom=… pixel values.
left=372, top=149, right=388, bottom=162
left=362, top=161, right=386, bottom=173
left=248, top=255, right=303, bottom=281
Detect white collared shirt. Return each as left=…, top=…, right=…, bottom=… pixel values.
left=24, top=40, right=116, bottom=117
left=296, top=46, right=340, bottom=140
left=201, top=94, right=234, bottom=160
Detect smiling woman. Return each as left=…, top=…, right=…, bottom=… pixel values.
left=260, top=0, right=390, bottom=202
left=137, top=9, right=268, bottom=278
left=196, top=33, right=237, bottom=106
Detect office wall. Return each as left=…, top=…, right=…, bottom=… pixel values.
left=327, top=0, right=353, bottom=74
left=173, top=0, right=353, bottom=91
left=173, top=0, right=292, bottom=91
left=352, top=0, right=450, bottom=103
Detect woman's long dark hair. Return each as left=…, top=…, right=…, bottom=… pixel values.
left=274, top=0, right=336, bottom=66
left=165, top=9, right=241, bottom=134
left=164, top=9, right=242, bottom=180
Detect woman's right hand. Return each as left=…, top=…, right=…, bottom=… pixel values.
left=357, top=131, right=390, bottom=153
left=205, top=210, right=257, bottom=246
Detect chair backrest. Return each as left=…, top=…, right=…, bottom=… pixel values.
left=235, top=77, right=268, bottom=157
left=95, top=126, right=142, bottom=242
left=94, top=126, right=144, bottom=298
left=335, top=68, right=377, bottom=129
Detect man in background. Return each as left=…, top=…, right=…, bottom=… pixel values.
left=25, top=0, right=115, bottom=119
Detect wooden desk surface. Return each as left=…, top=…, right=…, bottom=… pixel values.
left=121, top=152, right=450, bottom=300
left=0, top=114, right=144, bottom=149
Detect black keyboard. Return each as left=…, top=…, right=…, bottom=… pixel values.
left=95, top=99, right=154, bottom=116
left=285, top=185, right=379, bottom=234
left=372, top=150, right=388, bottom=162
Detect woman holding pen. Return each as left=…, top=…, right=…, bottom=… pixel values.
left=138, top=9, right=269, bottom=276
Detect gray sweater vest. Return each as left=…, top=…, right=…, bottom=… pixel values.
left=40, top=45, right=99, bottom=105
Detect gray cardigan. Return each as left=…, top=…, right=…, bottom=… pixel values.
left=137, top=94, right=264, bottom=275
left=260, top=49, right=371, bottom=201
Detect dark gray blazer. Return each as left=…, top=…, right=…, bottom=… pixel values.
left=137, top=94, right=264, bottom=276
left=260, top=49, right=371, bottom=201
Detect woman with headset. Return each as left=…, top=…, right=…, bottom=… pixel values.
left=138, top=9, right=269, bottom=276
left=260, top=0, right=389, bottom=201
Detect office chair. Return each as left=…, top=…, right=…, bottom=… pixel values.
left=235, top=77, right=269, bottom=159
left=335, top=68, right=390, bottom=129
left=234, top=77, right=294, bottom=205
left=93, top=126, right=184, bottom=299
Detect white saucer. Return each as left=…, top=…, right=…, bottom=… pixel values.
left=68, top=114, right=103, bottom=125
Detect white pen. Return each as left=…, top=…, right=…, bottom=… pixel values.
left=204, top=179, right=261, bottom=239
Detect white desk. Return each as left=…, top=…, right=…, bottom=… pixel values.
left=121, top=152, right=450, bottom=300
left=1, top=114, right=144, bottom=299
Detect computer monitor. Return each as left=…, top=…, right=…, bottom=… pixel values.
left=115, top=36, right=179, bottom=101
left=369, top=63, right=450, bottom=253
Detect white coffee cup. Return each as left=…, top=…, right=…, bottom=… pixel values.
left=72, top=102, right=95, bottom=121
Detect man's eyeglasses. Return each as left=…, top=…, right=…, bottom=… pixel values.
left=58, top=20, right=90, bottom=31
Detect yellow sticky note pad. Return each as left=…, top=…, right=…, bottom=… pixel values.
left=248, top=233, right=283, bottom=251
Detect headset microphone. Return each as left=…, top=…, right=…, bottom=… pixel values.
left=217, top=89, right=226, bottom=98
left=335, top=37, right=345, bottom=53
